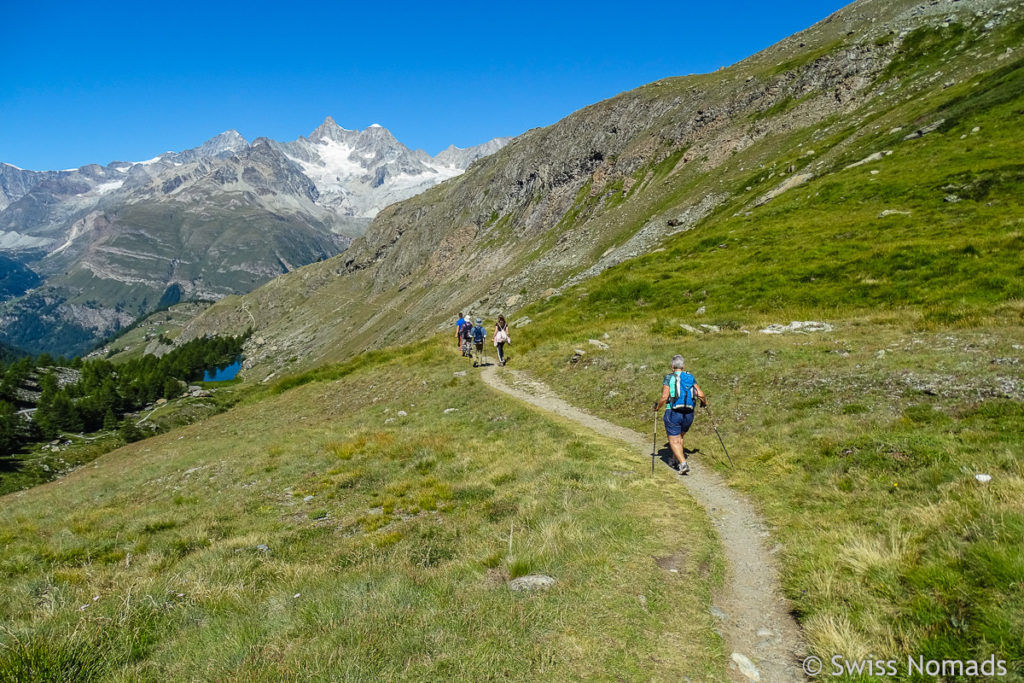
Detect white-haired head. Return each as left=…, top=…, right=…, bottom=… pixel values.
left=671, top=355, right=685, bottom=370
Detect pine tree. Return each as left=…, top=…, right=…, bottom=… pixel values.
left=119, top=418, right=143, bottom=444
left=0, top=400, right=24, bottom=456
left=163, top=378, right=182, bottom=400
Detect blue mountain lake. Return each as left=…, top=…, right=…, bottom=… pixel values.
left=203, top=358, right=242, bottom=382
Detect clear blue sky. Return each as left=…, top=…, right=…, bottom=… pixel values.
left=1, top=0, right=850, bottom=171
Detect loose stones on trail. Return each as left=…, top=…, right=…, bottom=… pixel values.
left=731, top=652, right=762, bottom=681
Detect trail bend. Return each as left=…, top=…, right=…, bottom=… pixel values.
left=481, top=365, right=806, bottom=682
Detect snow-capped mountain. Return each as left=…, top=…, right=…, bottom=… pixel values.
left=271, top=117, right=512, bottom=227
left=0, top=121, right=512, bottom=355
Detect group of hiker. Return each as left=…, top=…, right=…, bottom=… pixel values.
left=455, top=313, right=511, bottom=367
left=453, top=312, right=713, bottom=476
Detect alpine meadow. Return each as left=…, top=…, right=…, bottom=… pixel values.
left=2, top=0, right=1023, bottom=680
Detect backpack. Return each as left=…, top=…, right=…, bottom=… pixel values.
left=669, top=371, right=697, bottom=412
left=472, top=325, right=486, bottom=343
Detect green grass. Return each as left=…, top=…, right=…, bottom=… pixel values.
left=0, top=434, right=122, bottom=496
left=521, top=62, right=1024, bottom=332
left=501, top=57, right=1024, bottom=673
left=768, top=39, right=843, bottom=76
left=0, top=339, right=723, bottom=680
left=881, top=23, right=974, bottom=81
left=514, top=322, right=1024, bottom=669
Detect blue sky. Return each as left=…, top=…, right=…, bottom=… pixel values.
left=1, top=0, right=850, bottom=170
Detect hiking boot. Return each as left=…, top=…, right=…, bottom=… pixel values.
left=677, top=461, right=690, bottom=475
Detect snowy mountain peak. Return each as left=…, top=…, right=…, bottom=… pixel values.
left=213, top=129, right=247, bottom=145
left=265, top=117, right=511, bottom=224
left=310, top=116, right=351, bottom=143
left=199, top=130, right=249, bottom=155
left=434, top=137, right=513, bottom=169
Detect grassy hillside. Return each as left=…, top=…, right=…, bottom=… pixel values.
left=520, top=55, right=1024, bottom=331
left=93, top=301, right=214, bottom=363
left=507, top=54, right=1024, bottom=668
left=0, top=340, right=723, bottom=680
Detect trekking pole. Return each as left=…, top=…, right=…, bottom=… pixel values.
left=702, top=404, right=735, bottom=469
left=651, top=403, right=658, bottom=475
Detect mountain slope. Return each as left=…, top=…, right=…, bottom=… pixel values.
left=0, top=343, right=723, bottom=680
left=180, top=0, right=1023, bottom=379
left=0, top=124, right=509, bottom=357
left=0, top=254, right=40, bottom=302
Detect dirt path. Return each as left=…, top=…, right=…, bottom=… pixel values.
left=481, top=365, right=805, bottom=682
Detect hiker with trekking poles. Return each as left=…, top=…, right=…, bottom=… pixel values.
left=471, top=317, right=487, bottom=367
left=654, top=354, right=707, bottom=475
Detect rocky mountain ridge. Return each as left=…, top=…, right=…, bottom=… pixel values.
left=174, top=0, right=1022, bottom=378
left=0, top=122, right=510, bottom=356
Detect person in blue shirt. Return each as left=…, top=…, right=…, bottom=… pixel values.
left=654, top=354, right=707, bottom=475
left=455, top=313, right=467, bottom=352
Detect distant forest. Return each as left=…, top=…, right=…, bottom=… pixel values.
left=0, top=254, right=41, bottom=301
left=0, top=333, right=247, bottom=456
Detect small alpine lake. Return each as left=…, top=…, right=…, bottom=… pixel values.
left=203, top=357, right=242, bottom=382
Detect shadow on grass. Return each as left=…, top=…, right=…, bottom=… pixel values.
left=0, top=455, right=26, bottom=474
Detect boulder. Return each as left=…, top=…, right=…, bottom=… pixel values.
left=759, top=321, right=833, bottom=334
left=508, top=574, right=556, bottom=591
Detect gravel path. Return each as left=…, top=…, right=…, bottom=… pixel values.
left=481, top=365, right=806, bottom=682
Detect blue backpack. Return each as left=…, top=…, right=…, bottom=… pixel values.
left=669, top=371, right=697, bottom=412
left=472, top=325, right=486, bottom=343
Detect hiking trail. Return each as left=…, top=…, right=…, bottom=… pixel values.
left=481, top=365, right=806, bottom=682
